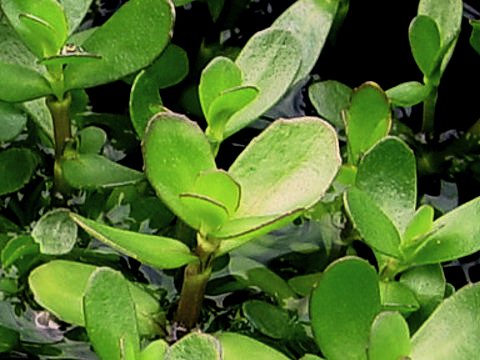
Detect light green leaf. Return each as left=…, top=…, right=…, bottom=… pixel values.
left=403, top=204, right=434, bottom=245
left=409, top=15, right=441, bottom=77
left=32, top=209, right=77, bottom=255
left=310, top=257, right=381, bottom=360
left=368, top=312, right=411, bottom=360
left=225, top=29, right=302, bottom=137
left=166, top=332, right=221, bottom=360
left=386, top=81, right=431, bottom=107
left=71, top=213, right=197, bottom=269
left=0, top=102, right=27, bottom=142
left=77, top=126, right=107, bottom=154
left=243, top=300, right=292, bottom=339
left=59, top=0, right=93, bottom=34
left=271, top=0, right=339, bottom=84
left=216, top=332, right=290, bottom=360
left=0, top=61, right=51, bottom=102
left=140, top=339, right=168, bottom=360
left=64, top=0, right=175, bottom=90
left=379, top=281, right=420, bottom=314
left=345, top=82, right=391, bottom=165
left=0, top=148, right=38, bottom=196
left=411, top=283, right=480, bottom=360
left=61, top=154, right=144, bottom=189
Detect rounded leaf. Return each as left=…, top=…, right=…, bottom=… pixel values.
left=32, top=209, right=77, bottom=255
left=0, top=62, right=51, bottom=102
left=216, top=332, right=290, bottom=360
left=368, top=311, right=411, bottom=360
left=0, top=102, right=27, bottom=142
left=0, top=148, right=38, bottom=196
left=166, top=332, right=221, bottom=360
left=409, top=15, right=441, bottom=76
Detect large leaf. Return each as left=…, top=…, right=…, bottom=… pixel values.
left=0, top=148, right=38, bottom=196
left=271, top=0, right=339, bottom=84
left=368, top=311, right=411, bottom=360
left=166, top=332, right=221, bottom=360
left=229, top=117, right=340, bottom=217
left=0, top=62, right=51, bottom=102
left=225, top=29, right=302, bottom=137
left=411, top=283, right=480, bottom=359
left=71, top=213, right=197, bottom=269
left=409, top=15, right=441, bottom=77
left=0, top=102, right=27, bottom=142
left=216, top=332, right=290, bottom=360
left=64, top=0, right=175, bottom=90
left=310, top=257, right=381, bottom=360
left=32, top=208, right=77, bottom=255
left=84, top=268, right=140, bottom=360
left=59, top=0, right=94, bottom=34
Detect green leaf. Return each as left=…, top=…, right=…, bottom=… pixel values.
left=409, top=15, right=441, bottom=77
left=59, top=0, right=94, bottom=34
left=310, top=257, right=381, bottom=360
left=1, top=235, right=39, bottom=268
left=308, top=80, right=352, bottom=129
left=470, top=20, right=480, bottom=56
left=22, top=98, right=54, bottom=141
left=287, top=272, right=322, bottom=297
left=0, top=62, right=51, bottom=102
left=368, top=312, right=411, bottom=360
left=410, top=197, right=480, bottom=265
left=206, top=0, right=224, bottom=22
left=28, top=260, right=165, bottom=336
left=0, top=102, right=27, bottom=142
left=229, top=117, right=340, bottom=217
left=144, top=44, right=189, bottom=89
left=344, top=188, right=402, bottom=257
left=386, top=81, right=431, bottom=107
left=0, top=325, right=19, bottom=353
left=345, top=82, right=391, bottom=165
left=271, top=0, right=339, bottom=84
left=243, top=300, right=292, bottom=339
left=143, top=112, right=216, bottom=230
left=77, top=126, right=107, bottom=154
left=411, top=283, right=480, bottom=359
left=355, top=137, right=416, bottom=233
left=64, top=0, right=175, bottom=90
left=216, top=332, right=290, bottom=360
left=61, top=154, right=144, bottom=189
left=403, top=204, right=434, bottom=244
left=379, top=281, right=420, bottom=314
left=71, top=213, right=197, bottom=269
left=140, top=339, right=168, bottom=360
left=32, top=209, right=77, bottom=255
left=84, top=268, right=140, bottom=360
left=0, top=148, right=38, bottom=196
left=166, top=332, right=221, bottom=360
left=225, top=29, right=302, bottom=137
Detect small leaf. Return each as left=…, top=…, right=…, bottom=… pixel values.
left=243, top=300, right=292, bottom=339
left=411, top=283, right=480, bottom=359
left=409, top=15, right=441, bottom=77
left=0, top=102, right=27, bottom=142
left=140, top=339, right=168, bottom=360
left=216, top=332, right=290, bottom=360
left=71, top=213, right=197, bottom=269
left=287, top=272, right=322, bottom=297
left=470, top=19, right=480, bottom=55
left=61, top=154, right=144, bottom=189
left=345, top=82, right=391, bottom=165
left=0, top=62, right=51, bottom=102
left=77, top=126, right=107, bottom=154
left=310, top=257, right=381, bottom=360
left=166, top=332, right=221, bottom=360
left=1, top=235, right=39, bottom=269
left=0, top=148, right=38, bottom=196
left=368, top=312, right=411, bottom=360
left=386, top=81, right=431, bottom=107
left=207, top=0, right=224, bottom=22
left=32, top=209, right=77, bottom=255
left=403, top=204, right=434, bottom=245
left=379, top=281, right=420, bottom=314
left=179, top=193, right=229, bottom=234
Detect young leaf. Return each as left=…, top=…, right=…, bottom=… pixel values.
left=409, top=15, right=441, bottom=77
left=77, top=126, right=107, bottom=154
left=64, top=0, right=175, bottom=90
left=368, top=312, right=411, bottom=360
left=84, top=268, right=140, bottom=360
left=32, top=209, right=77, bottom=255
left=345, top=82, right=391, bottom=165
left=0, top=102, right=27, bottom=142
left=403, top=204, right=434, bottom=245
left=216, top=332, right=290, bottom=360
left=0, top=62, right=51, bottom=102
left=59, top=0, right=94, bottom=34
left=179, top=194, right=229, bottom=234
left=386, top=81, right=430, bottom=107
left=140, top=339, right=168, bottom=360
left=310, top=257, right=381, bottom=360
left=166, top=332, right=221, bottom=360
left=379, top=281, right=420, bottom=314
left=411, top=283, right=480, bottom=359
left=0, top=148, right=38, bottom=196
left=71, top=213, right=198, bottom=269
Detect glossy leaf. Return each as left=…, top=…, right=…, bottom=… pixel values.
left=386, top=81, right=430, bottom=107
left=0, top=102, right=27, bottom=142
left=84, top=268, right=140, bottom=360
left=166, top=332, right=221, bottom=360
left=0, top=148, right=38, bottom=196
left=225, top=29, right=302, bottom=137
left=409, top=15, right=441, bottom=76
left=77, top=126, right=107, bottom=154
left=368, top=312, right=411, bottom=360
left=0, top=325, right=19, bottom=353
left=71, top=213, right=197, bottom=269
left=411, top=283, right=480, bottom=359
left=355, top=137, right=416, bottom=233
left=243, top=300, right=291, bottom=339
left=59, top=0, right=94, bottom=34
left=379, top=281, right=420, bottom=314
left=61, top=154, right=144, bottom=189
left=64, top=0, right=174, bottom=90
left=403, top=204, right=434, bottom=244
left=140, top=340, right=168, bottom=360
left=32, top=209, right=77, bottom=255
left=345, top=82, right=391, bottom=164
left=308, top=80, right=352, bottom=129
left=271, top=0, right=339, bottom=84
left=310, top=257, right=381, bottom=360
left=0, top=62, right=51, bottom=102
left=216, top=332, right=290, bottom=360
left=28, top=260, right=165, bottom=336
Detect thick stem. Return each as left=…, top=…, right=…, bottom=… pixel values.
left=421, top=85, right=438, bottom=136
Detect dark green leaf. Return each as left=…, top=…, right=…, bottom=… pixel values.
left=470, top=20, right=480, bottom=55
left=243, top=300, right=292, bottom=339
left=0, top=62, right=51, bottom=102
left=0, top=102, right=27, bottom=142
left=32, top=208, right=77, bottom=255
left=146, top=44, right=189, bottom=89
left=0, top=148, right=38, bottom=196
left=0, top=325, right=19, bottom=353
left=207, top=0, right=224, bottom=22
left=368, top=312, right=411, bottom=360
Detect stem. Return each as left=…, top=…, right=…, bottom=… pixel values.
left=421, top=85, right=438, bottom=136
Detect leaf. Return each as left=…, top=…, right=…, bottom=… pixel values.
left=0, top=325, right=19, bottom=353
left=1, top=235, right=39, bottom=268
left=140, top=340, right=168, bottom=360
left=243, top=300, right=292, bottom=339
left=355, top=137, right=416, bottom=233
left=22, top=98, right=54, bottom=141
left=59, top=0, right=94, bottom=34
left=308, top=80, right=352, bottom=129
left=271, top=0, right=339, bottom=84
left=411, top=283, right=480, bottom=359
left=470, top=19, right=480, bottom=56
left=403, top=204, right=434, bottom=244
left=379, top=281, right=420, bottom=314
left=225, top=29, right=302, bottom=137
left=409, top=15, right=441, bottom=77
left=0, top=148, right=38, bottom=196
left=71, top=213, right=198, bottom=269
left=28, top=260, right=165, bottom=336
left=386, top=81, right=431, bottom=107
left=84, top=268, right=140, bottom=360
left=0, top=102, right=27, bottom=142
left=207, top=0, right=224, bottom=22
left=368, top=312, right=411, bottom=360
left=410, top=197, right=480, bottom=265
left=32, top=209, right=77, bottom=255
left=64, top=0, right=175, bottom=90
left=345, top=82, right=391, bottom=165
left=143, top=112, right=216, bottom=230
left=0, top=61, right=51, bottom=102
left=143, top=44, right=189, bottom=89
left=61, top=154, right=144, bottom=189
left=77, top=126, right=107, bottom=154
left=216, top=332, right=290, bottom=360
left=310, top=257, right=381, bottom=360
left=166, top=332, right=221, bottom=360
left=229, top=117, right=340, bottom=217
left=287, top=272, right=322, bottom=297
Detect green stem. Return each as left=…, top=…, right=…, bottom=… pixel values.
left=421, top=85, right=438, bottom=136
